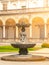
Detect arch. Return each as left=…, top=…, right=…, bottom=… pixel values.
left=5, top=18, right=16, bottom=39
left=6, top=18, right=16, bottom=26
left=18, top=18, right=30, bottom=38
left=32, top=17, right=44, bottom=25
left=32, top=17, right=45, bottom=39
left=0, top=20, right=3, bottom=39
left=19, top=18, right=29, bottom=24
left=47, top=18, right=49, bottom=38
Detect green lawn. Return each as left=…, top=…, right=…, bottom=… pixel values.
left=0, top=45, right=19, bottom=52
left=0, top=45, right=42, bottom=52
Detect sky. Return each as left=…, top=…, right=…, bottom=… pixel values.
left=0, top=0, right=48, bottom=10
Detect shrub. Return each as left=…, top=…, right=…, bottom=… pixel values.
left=42, top=43, right=49, bottom=48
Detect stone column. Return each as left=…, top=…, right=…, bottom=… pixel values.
left=45, top=23, right=47, bottom=38
left=3, top=25, right=5, bottom=38
left=16, top=26, right=18, bottom=38
left=16, top=21, right=18, bottom=38
left=30, top=25, right=32, bottom=38
left=29, top=19, right=32, bottom=38
left=28, top=15, right=32, bottom=38
left=43, top=23, right=47, bottom=41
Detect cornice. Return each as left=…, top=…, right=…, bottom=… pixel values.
left=0, top=7, right=49, bottom=15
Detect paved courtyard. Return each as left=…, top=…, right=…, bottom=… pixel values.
left=0, top=48, right=49, bottom=65
left=0, top=60, right=49, bottom=65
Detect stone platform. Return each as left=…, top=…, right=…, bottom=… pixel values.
left=1, top=54, right=47, bottom=61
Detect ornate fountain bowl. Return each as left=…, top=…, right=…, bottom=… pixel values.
left=11, top=42, right=36, bottom=55
left=11, top=43, right=35, bottom=48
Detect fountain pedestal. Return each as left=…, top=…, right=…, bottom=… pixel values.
left=19, top=48, right=28, bottom=55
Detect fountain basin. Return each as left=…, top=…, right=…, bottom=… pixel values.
left=11, top=42, right=36, bottom=55
left=11, top=43, right=35, bottom=48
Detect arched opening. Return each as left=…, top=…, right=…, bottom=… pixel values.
left=5, top=18, right=16, bottom=39
left=32, top=17, right=44, bottom=39
left=18, top=18, right=30, bottom=38
left=0, top=20, right=3, bottom=39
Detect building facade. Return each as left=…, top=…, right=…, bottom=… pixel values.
left=0, top=0, right=49, bottom=42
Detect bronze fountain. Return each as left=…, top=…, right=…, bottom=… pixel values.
left=1, top=22, right=47, bottom=61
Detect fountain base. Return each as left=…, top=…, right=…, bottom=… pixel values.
left=1, top=54, right=47, bottom=61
